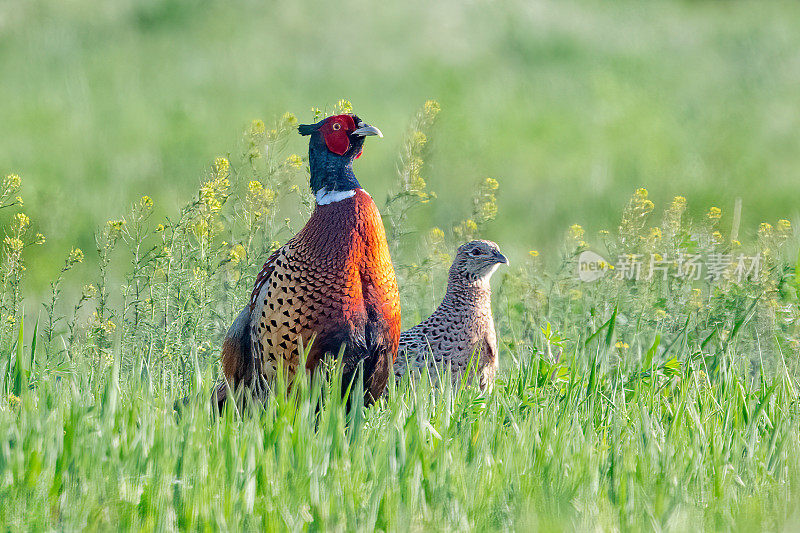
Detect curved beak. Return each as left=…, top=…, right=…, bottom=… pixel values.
left=493, top=250, right=509, bottom=265
left=352, top=122, right=383, bottom=138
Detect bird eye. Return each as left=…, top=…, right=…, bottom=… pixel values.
left=332, top=122, right=341, bottom=131
left=470, top=249, right=482, bottom=256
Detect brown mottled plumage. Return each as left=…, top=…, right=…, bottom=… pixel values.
left=246, top=189, right=399, bottom=391
left=216, top=114, right=400, bottom=410
left=394, top=240, right=507, bottom=390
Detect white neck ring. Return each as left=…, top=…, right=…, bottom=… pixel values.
left=315, top=188, right=357, bottom=205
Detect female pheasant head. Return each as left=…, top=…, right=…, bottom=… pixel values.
left=451, top=240, right=509, bottom=284
left=298, top=114, right=383, bottom=203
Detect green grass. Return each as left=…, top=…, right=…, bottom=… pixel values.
left=2, top=311, right=799, bottom=530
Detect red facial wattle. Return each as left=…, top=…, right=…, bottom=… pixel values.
left=321, top=115, right=356, bottom=155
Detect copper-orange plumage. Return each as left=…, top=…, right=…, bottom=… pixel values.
left=217, top=113, right=400, bottom=408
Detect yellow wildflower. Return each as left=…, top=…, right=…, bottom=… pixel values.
left=759, top=222, right=773, bottom=238
left=286, top=154, right=304, bottom=168
left=625, top=188, right=655, bottom=214
left=479, top=200, right=498, bottom=222
left=428, top=227, right=445, bottom=243
left=107, top=219, right=126, bottom=236
left=664, top=196, right=687, bottom=234
left=15, top=196, right=23, bottom=206
left=228, top=244, right=247, bottom=264
left=249, top=119, right=266, bottom=135
left=246, top=181, right=276, bottom=218
left=454, top=218, right=478, bottom=240
left=3, top=236, right=23, bottom=252
left=410, top=174, right=427, bottom=192
left=529, top=250, right=540, bottom=258
left=155, top=224, right=165, bottom=232
left=568, top=224, right=585, bottom=241
left=711, top=231, right=723, bottom=243
left=35, top=233, right=45, bottom=245
left=615, top=341, right=629, bottom=350
left=424, top=100, right=441, bottom=117
left=213, top=157, right=230, bottom=178
left=140, top=195, right=154, bottom=209
left=335, top=100, right=353, bottom=114
left=412, top=131, right=427, bottom=147
left=68, top=247, right=84, bottom=265
left=4, top=174, right=21, bottom=190
left=13, top=213, right=30, bottom=230
left=649, top=227, right=662, bottom=241
left=282, top=111, right=298, bottom=125
left=82, top=284, right=97, bottom=298
left=199, top=177, right=229, bottom=212
left=707, top=207, right=722, bottom=220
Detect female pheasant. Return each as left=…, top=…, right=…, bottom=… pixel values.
left=217, top=113, right=400, bottom=408
left=393, top=240, right=507, bottom=390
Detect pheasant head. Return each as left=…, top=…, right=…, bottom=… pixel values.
left=298, top=114, right=383, bottom=201
left=450, top=240, right=508, bottom=286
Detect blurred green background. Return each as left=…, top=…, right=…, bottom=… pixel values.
left=3, top=0, right=800, bottom=296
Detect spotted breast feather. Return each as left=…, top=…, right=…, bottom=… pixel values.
left=247, top=189, right=399, bottom=402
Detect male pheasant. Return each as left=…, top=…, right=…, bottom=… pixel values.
left=217, top=113, right=400, bottom=409
left=393, top=240, right=507, bottom=390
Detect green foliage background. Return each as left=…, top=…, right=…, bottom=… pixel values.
left=3, top=0, right=800, bottom=293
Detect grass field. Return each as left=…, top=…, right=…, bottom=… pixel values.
left=3, top=0, right=800, bottom=530
left=3, top=329, right=799, bottom=530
